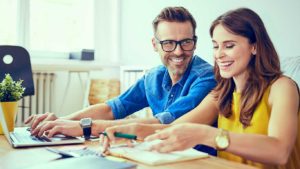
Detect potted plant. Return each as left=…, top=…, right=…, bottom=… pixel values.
left=0, top=74, right=25, bottom=134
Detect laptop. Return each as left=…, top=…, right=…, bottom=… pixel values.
left=0, top=105, right=84, bottom=148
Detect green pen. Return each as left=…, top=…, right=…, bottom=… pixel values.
left=100, top=132, right=137, bottom=140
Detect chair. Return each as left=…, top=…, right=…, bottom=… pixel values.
left=0, top=45, right=34, bottom=96
left=280, top=56, right=300, bottom=169
left=281, top=56, right=300, bottom=86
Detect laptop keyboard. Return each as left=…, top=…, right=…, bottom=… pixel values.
left=11, top=130, right=51, bottom=143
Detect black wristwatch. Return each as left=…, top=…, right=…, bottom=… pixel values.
left=80, top=118, right=92, bottom=140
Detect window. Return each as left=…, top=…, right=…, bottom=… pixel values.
left=30, top=0, right=94, bottom=53
left=0, top=0, right=18, bottom=45
left=0, top=0, right=94, bottom=58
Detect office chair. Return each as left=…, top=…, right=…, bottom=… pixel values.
left=0, top=45, right=34, bottom=96
left=281, top=56, right=300, bottom=169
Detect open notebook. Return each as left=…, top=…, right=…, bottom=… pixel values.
left=109, top=140, right=209, bottom=165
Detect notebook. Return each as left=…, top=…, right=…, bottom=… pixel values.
left=22, top=156, right=136, bottom=169
left=0, top=105, right=84, bottom=148
left=108, top=139, right=209, bottom=165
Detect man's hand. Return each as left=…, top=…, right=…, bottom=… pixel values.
left=25, top=112, right=58, bottom=131
left=99, top=123, right=162, bottom=153
left=31, top=119, right=82, bottom=138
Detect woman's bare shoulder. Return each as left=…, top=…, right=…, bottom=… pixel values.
left=270, top=76, right=299, bottom=101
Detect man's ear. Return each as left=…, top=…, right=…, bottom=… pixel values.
left=152, top=38, right=158, bottom=52
left=251, top=44, right=257, bottom=55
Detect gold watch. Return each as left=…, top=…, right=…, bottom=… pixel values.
left=215, top=128, right=230, bottom=151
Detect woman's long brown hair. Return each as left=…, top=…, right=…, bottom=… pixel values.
left=209, top=8, right=282, bottom=127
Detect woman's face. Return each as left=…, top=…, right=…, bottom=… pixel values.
left=212, top=24, right=256, bottom=80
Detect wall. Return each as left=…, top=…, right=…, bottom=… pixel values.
left=95, top=0, right=300, bottom=65
left=57, top=0, right=300, bottom=115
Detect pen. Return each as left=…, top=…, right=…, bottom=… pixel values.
left=100, top=132, right=137, bottom=140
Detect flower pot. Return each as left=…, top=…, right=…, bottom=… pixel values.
left=0, top=101, right=18, bottom=134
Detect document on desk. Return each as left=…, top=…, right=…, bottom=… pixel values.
left=109, top=139, right=209, bottom=165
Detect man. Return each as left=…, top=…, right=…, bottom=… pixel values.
left=26, top=6, right=216, bottom=142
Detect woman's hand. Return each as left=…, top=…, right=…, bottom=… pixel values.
left=145, top=123, right=212, bottom=153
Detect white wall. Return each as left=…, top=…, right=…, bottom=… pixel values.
left=95, top=0, right=300, bottom=66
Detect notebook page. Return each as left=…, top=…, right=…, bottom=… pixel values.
left=109, top=139, right=209, bottom=165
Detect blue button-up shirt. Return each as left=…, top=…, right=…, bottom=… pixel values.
left=106, top=55, right=216, bottom=124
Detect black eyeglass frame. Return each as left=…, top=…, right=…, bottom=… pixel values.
left=155, top=35, right=198, bottom=52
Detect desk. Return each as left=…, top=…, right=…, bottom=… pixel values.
left=0, top=136, right=258, bottom=169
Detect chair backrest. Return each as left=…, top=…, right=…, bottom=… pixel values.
left=282, top=56, right=300, bottom=86
left=0, top=45, right=34, bottom=96
left=280, top=56, right=300, bottom=169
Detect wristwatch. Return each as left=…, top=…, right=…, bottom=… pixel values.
left=215, top=128, right=230, bottom=151
left=80, top=118, right=92, bottom=140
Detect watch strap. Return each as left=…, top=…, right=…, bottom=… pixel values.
left=82, top=127, right=91, bottom=140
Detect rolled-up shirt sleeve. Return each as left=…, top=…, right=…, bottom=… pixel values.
left=154, top=112, right=175, bottom=124
left=106, top=98, right=126, bottom=119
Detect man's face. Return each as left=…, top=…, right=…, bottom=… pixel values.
left=152, top=21, right=196, bottom=81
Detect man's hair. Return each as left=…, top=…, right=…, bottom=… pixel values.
left=209, top=8, right=282, bottom=127
left=152, top=7, right=196, bottom=35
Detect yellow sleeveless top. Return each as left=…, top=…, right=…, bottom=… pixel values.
left=218, top=86, right=300, bottom=169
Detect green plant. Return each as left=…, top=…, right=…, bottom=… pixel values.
left=0, top=74, right=25, bottom=102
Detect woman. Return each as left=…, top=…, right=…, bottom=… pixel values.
left=102, top=8, right=299, bottom=169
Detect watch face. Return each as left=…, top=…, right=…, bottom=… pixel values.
left=215, top=129, right=230, bottom=150
left=80, top=118, right=92, bottom=127
left=216, top=136, right=229, bottom=149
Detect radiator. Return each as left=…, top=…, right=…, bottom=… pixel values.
left=16, top=72, right=56, bottom=126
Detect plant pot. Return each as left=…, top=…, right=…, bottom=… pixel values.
left=0, top=101, right=18, bottom=134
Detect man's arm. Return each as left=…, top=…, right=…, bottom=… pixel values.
left=92, top=117, right=160, bottom=135
left=62, top=103, right=114, bottom=120
left=26, top=103, right=115, bottom=131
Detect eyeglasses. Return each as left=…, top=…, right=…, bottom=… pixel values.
left=155, top=36, right=197, bottom=52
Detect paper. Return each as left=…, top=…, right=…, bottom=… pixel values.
left=109, top=139, right=209, bottom=165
